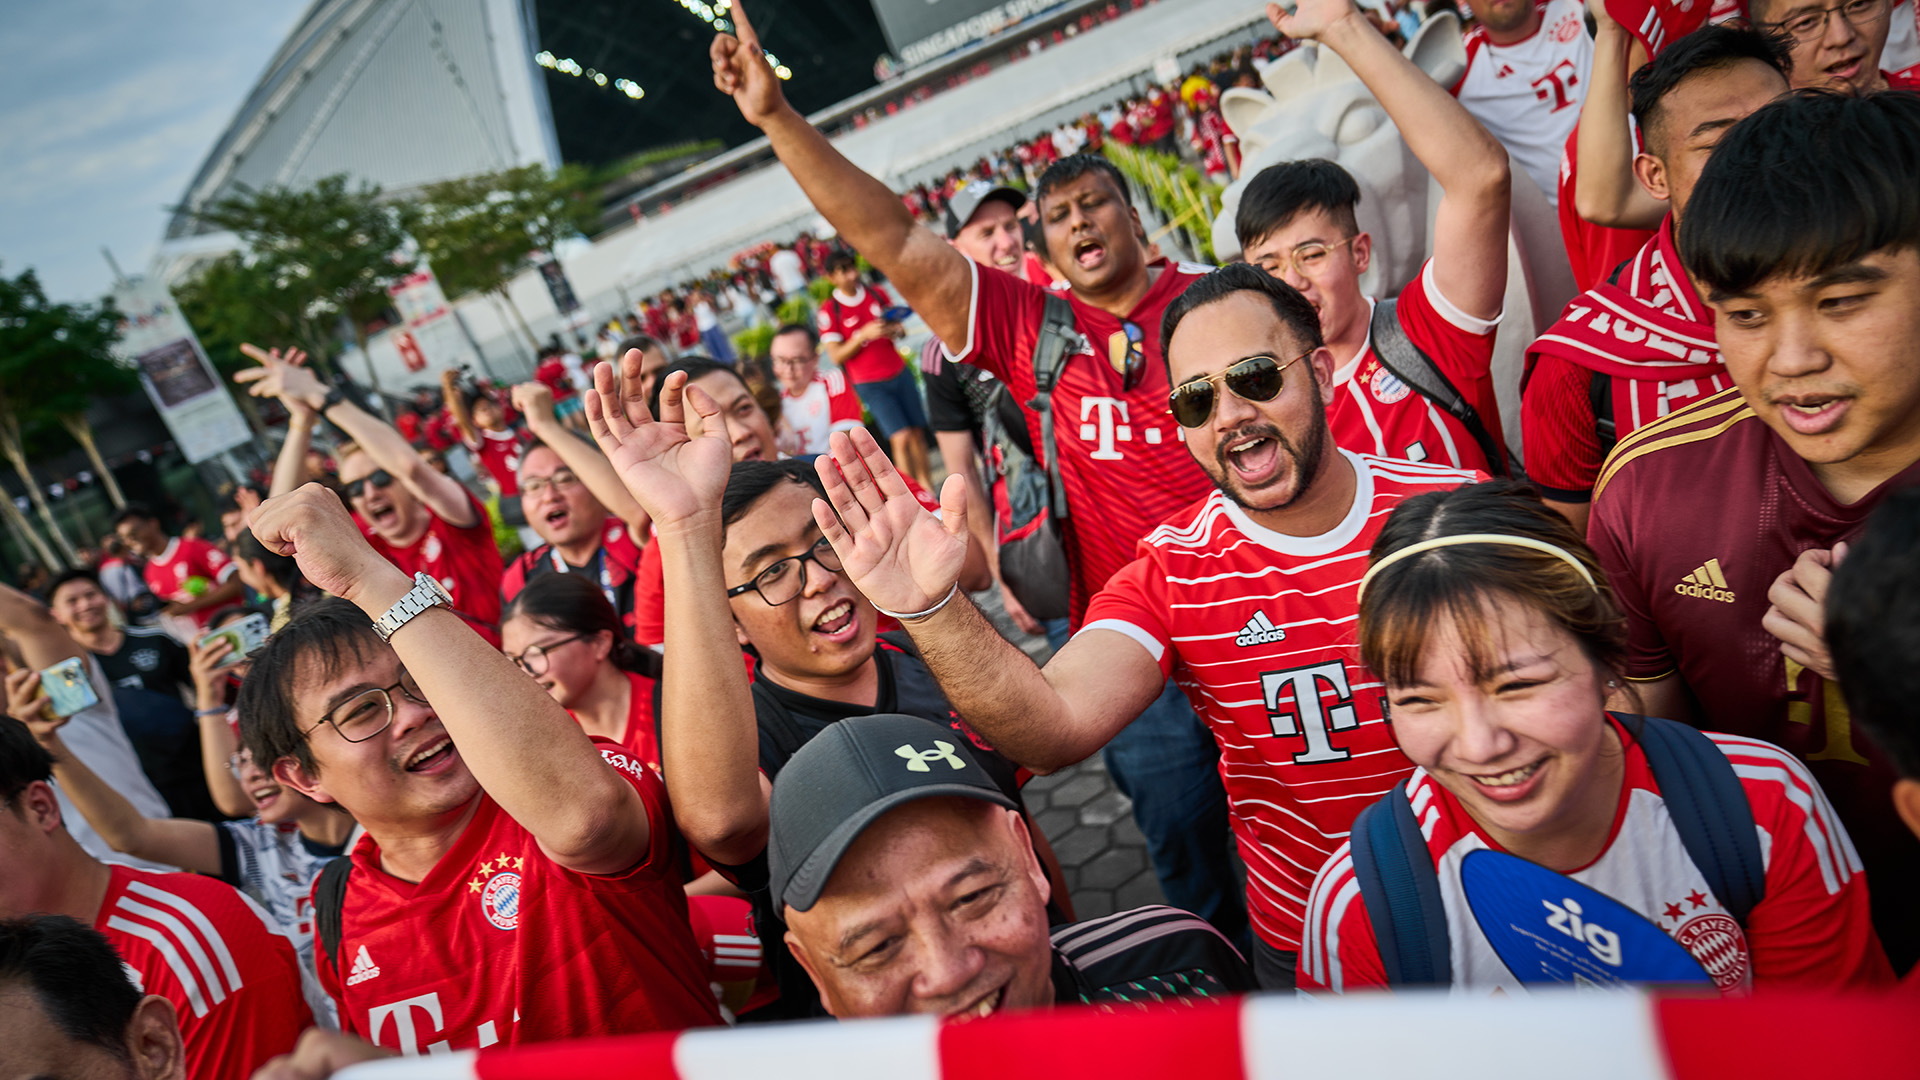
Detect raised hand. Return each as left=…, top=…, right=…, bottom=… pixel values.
left=710, top=0, right=789, bottom=128
left=187, top=635, right=237, bottom=702
left=812, top=427, right=969, bottom=615
left=248, top=483, right=407, bottom=605
left=3, top=668, right=63, bottom=741
left=1267, top=0, right=1364, bottom=42
left=511, top=381, right=557, bottom=426
left=235, top=343, right=328, bottom=411
left=583, top=352, right=733, bottom=529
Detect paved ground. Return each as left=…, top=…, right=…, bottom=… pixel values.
left=966, top=585, right=1170, bottom=919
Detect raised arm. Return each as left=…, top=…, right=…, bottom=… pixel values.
left=1271, top=0, right=1510, bottom=319
left=1573, top=2, right=1667, bottom=229
left=0, top=581, right=81, bottom=671
left=248, top=484, right=651, bottom=875
left=268, top=355, right=320, bottom=497
left=512, top=378, right=651, bottom=538
left=812, top=428, right=1165, bottom=770
left=713, top=3, right=973, bottom=349
left=6, top=669, right=222, bottom=873
left=188, top=637, right=253, bottom=817
left=584, top=359, right=771, bottom=865
left=236, top=344, right=478, bottom=529
left=439, top=368, right=482, bottom=449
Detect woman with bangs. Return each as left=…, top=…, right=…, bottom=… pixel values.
left=1297, top=481, right=1891, bottom=994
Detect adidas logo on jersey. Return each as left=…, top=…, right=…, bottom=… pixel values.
left=1674, top=559, right=1735, bottom=603
left=345, top=945, right=381, bottom=986
left=1236, top=611, right=1287, bottom=647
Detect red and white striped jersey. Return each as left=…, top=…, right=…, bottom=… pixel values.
left=1300, top=720, right=1894, bottom=994
left=780, top=369, right=865, bottom=455
left=96, top=864, right=312, bottom=1080
left=1080, top=451, right=1482, bottom=951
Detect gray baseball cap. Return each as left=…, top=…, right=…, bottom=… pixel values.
left=768, top=713, right=1019, bottom=913
left=944, top=182, right=1027, bottom=240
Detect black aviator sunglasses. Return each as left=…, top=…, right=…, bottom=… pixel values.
left=1167, top=350, right=1313, bottom=428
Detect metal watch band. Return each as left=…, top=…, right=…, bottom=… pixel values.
left=372, top=572, right=451, bottom=641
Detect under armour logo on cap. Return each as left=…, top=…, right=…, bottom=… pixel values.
left=895, top=741, right=966, bottom=772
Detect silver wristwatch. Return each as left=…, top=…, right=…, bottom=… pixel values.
left=372, top=572, right=453, bottom=641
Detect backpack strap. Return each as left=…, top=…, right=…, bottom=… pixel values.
left=1621, top=713, right=1767, bottom=925
left=1026, top=294, right=1079, bottom=521
left=1589, top=369, right=1617, bottom=459
left=1347, top=781, right=1452, bottom=987
left=313, top=855, right=354, bottom=970
left=1369, top=299, right=1510, bottom=478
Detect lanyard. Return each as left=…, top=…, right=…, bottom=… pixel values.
left=551, top=545, right=618, bottom=612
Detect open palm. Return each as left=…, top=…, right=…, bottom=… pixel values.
left=813, top=427, right=969, bottom=615
left=583, top=355, right=732, bottom=527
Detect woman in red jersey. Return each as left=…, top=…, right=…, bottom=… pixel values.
left=501, top=572, right=661, bottom=772
left=1299, top=481, right=1893, bottom=995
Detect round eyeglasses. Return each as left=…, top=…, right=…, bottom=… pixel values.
left=726, top=537, right=843, bottom=606
left=305, top=669, right=428, bottom=743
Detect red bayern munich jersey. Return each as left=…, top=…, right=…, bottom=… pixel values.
left=1080, top=451, right=1483, bottom=951
left=944, top=257, right=1215, bottom=625
left=1556, top=125, right=1656, bottom=292
left=358, top=490, right=505, bottom=637
left=97, top=863, right=311, bottom=1080
left=781, top=369, right=866, bottom=455
left=1337, top=262, right=1505, bottom=474
left=816, top=284, right=907, bottom=384
left=317, top=740, right=721, bottom=1052
left=143, top=535, right=239, bottom=628
left=464, top=427, right=530, bottom=496
left=1588, top=388, right=1920, bottom=966
left=1301, top=719, right=1892, bottom=994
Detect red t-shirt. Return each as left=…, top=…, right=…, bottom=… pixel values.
left=501, top=515, right=645, bottom=641
left=142, top=536, right=238, bottom=628
left=815, top=284, right=906, bottom=384
left=358, top=490, right=505, bottom=637
left=569, top=670, right=661, bottom=774
left=1523, top=216, right=1733, bottom=501
left=534, top=358, right=577, bottom=401
left=97, top=864, right=311, bottom=1080
left=1332, top=262, right=1505, bottom=474
left=1556, top=124, right=1657, bottom=292
left=463, top=427, right=529, bottom=496
left=1302, top=719, right=1892, bottom=993
left=1588, top=387, right=1920, bottom=966
left=1081, top=452, right=1484, bottom=951
left=316, top=741, right=722, bottom=1051
left=943, top=257, right=1215, bottom=626
left=780, top=369, right=865, bottom=455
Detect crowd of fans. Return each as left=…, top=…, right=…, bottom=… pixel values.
left=3, top=0, right=1919, bottom=1076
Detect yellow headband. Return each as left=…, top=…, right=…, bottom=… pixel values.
left=1356, top=533, right=1598, bottom=605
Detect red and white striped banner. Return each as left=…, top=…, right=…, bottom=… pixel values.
left=336, top=990, right=1917, bottom=1080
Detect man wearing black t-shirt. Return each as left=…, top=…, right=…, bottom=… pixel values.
left=45, top=570, right=218, bottom=821
left=770, top=714, right=1253, bottom=1017
left=580, top=369, right=1066, bottom=1018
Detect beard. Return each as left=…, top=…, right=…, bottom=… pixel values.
left=1206, top=380, right=1329, bottom=512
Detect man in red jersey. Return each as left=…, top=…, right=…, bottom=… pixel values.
left=1589, top=90, right=1920, bottom=972
left=1236, top=1, right=1514, bottom=476
left=709, top=0, right=1247, bottom=945
left=1524, top=25, right=1790, bottom=533
left=241, top=344, right=504, bottom=642
left=0, top=719, right=309, bottom=1080
left=805, top=261, right=1483, bottom=991
left=233, top=484, right=721, bottom=1054
left=1, top=915, right=192, bottom=1080
left=112, top=504, right=244, bottom=636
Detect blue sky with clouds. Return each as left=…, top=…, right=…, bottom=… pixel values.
left=0, top=0, right=306, bottom=304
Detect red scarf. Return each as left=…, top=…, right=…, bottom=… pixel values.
left=1525, top=217, right=1734, bottom=436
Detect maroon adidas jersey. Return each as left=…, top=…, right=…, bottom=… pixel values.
left=316, top=741, right=722, bottom=1051
left=1081, top=452, right=1483, bottom=951
left=1588, top=387, right=1920, bottom=966
left=96, top=864, right=310, bottom=1080
left=943, top=257, right=1214, bottom=625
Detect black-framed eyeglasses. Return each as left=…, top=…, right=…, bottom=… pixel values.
left=726, top=536, right=842, bottom=606
left=504, top=634, right=588, bottom=677
left=304, top=669, right=428, bottom=743
left=343, top=469, right=395, bottom=500
left=1760, top=0, right=1887, bottom=40
left=1110, top=321, right=1147, bottom=392
left=1168, top=350, right=1313, bottom=428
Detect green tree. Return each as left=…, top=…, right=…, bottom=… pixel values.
left=0, top=266, right=137, bottom=565
left=412, top=164, right=600, bottom=354
left=175, top=251, right=332, bottom=434
left=189, top=174, right=416, bottom=396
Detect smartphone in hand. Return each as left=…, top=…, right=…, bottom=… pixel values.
left=197, top=614, right=272, bottom=668
left=38, top=656, right=101, bottom=718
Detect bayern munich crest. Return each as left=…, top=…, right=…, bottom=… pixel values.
left=1368, top=365, right=1412, bottom=405
left=1673, top=912, right=1747, bottom=989
left=469, top=853, right=525, bottom=931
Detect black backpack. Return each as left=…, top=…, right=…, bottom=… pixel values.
left=1345, top=713, right=1766, bottom=986
left=1369, top=298, right=1513, bottom=478
left=987, top=293, right=1078, bottom=622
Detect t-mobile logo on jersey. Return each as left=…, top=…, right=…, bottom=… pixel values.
left=1532, top=59, right=1582, bottom=112
left=366, top=991, right=510, bottom=1054
left=1260, top=661, right=1362, bottom=764
left=1078, top=398, right=1169, bottom=460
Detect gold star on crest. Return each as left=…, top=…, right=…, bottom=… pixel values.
left=468, top=877, right=484, bottom=893
left=512, top=856, right=524, bottom=871
left=476, top=858, right=493, bottom=875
